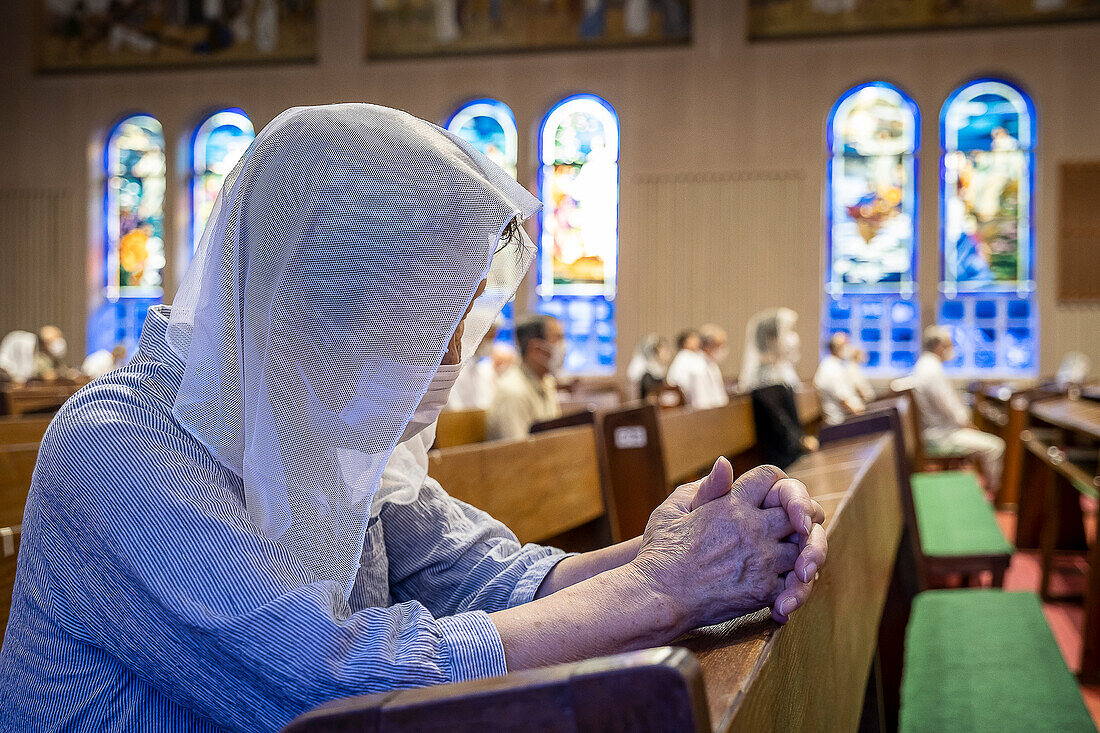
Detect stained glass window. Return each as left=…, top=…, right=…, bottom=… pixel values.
left=191, top=108, right=254, bottom=253
left=537, top=94, right=619, bottom=374
left=823, top=82, right=921, bottom=373
left=88, top=114, right=166, bottom=355
left=939, top=79, right=1037, bottom=375
left=446, top=99, right=520, bottom=342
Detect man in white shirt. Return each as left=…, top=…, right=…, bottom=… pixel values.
left=814, top=332, right=865, bottom=425
left=486, top=314, right=564, bottom=441
left=667, top=326, right=729, bottom=409
left=910, top=326, right=1005, bottom=490
left=846, top=346, right=876, bottom=404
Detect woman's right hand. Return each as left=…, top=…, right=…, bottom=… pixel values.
left=628, top=459, right=827, bottom=633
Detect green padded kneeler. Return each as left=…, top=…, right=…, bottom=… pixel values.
left=900, top=590, right=1096, bottom=733
left=911, top=471, right=1014, bottom=558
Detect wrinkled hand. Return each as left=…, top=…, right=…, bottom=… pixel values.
left=630, top=458, right=827, bottom=631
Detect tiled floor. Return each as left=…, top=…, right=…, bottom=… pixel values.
left=995, top=509, right=1100, bottom=724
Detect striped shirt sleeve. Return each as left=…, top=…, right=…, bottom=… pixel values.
left=33, top=399, right=524, bottom=732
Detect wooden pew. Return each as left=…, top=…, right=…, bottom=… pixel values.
left=0, top=381, right=85, bottom=417
left=433, top=409, right=487, bottom=449
left=820, top=400, right=1011, bottom=590
left=428, top=424, right=611, bottom=551
left=1021, top=396, right=1100, bottom=681
left=0, top=443, right=39, bottom=528
left=284, top=430, right=903, bottom=733
left=0, top=524, right=20, bottom=648
left=0, top=415, right=52, bottom=448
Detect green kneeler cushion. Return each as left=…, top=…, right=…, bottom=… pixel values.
left=900, top=590, right=1095, bottom=732
left=911, top=471, right=1014, bottom=558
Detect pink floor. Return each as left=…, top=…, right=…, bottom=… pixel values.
left=995, top=509, right=1100, bottom=724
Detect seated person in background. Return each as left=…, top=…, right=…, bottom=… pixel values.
left=667, top=327, right=727, bottom=409
left=813, top=332, right=866, bottom=426
left=486, top=314, right=564, bottom=440
left=447, top=318, right=501, bottom=411
left=0, top=326, right=78, bottom=384
left=626, top=333, right=672, bottom=400
left=695, top=323, right=731, bottom=409
left=0, top=105, right=827, bottom=731
left=742, top=308, right=818, bottom=468
left=911, top=326, right=1005, bottom=491
left=81, top=344, right=129, bottom=380
left=846, top=347, right=876, bottom=404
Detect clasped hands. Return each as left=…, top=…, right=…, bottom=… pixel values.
left=629, top=457, right=827, bottom=630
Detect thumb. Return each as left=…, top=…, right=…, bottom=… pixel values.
left=690, top=457, right=735, bottom=511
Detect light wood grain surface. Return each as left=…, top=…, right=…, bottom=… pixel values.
left=676, top=433, right=902, bottom=732
left=1031, top=398, right=1100, bottom=442
left=428, top=425, right=605, bottom=544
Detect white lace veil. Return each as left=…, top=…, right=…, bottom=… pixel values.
left=739, top=307, right=800, bottom=391
left=165, top=104, right=539, bottom=598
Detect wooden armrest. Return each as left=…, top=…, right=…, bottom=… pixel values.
left=281, top=646, right=709, bottom=733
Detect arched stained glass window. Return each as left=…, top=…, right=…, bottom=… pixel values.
left=939, top=79, right=1037, bottom=375
left=537, top=94, right=619, bottom=374
left=446, top=99, right=518, bottom=180
left=88, top=113, right=167, bottom=355
left=191, top=108, right=254, bottom=253
left=823, top=82, right=921, bottom=373
left=446, top=99, right=520, bottom=343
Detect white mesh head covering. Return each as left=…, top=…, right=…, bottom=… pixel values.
left=166, top=104, right=539, bottom=597
left=739, top=307, right=800, bottom=391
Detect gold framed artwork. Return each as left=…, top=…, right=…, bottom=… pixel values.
left=748, top=0, right=1100, bottom=40
left=365, top=1, right=692, bottom=60
left=36, top=1, right=317, bottom=73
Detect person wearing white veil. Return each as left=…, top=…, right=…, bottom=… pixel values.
left=739, top=307, right=802, bottom=392
left=626, top=333, right=671, bottom=400
left=1, top=105, right=826, bottom=732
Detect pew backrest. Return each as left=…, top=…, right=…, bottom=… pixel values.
left=434, top=409, right=487, bottom=449
left=0, top=415, right=52, bottom=447
left=0, top=443, right=39, bottom=528
left=428, top=424, right=605, bottom=545
left=657, top=396, right=755, bottom=485
left=0, top=524, right=20, bottom=648
left=282, top=646, right=710, bottom=733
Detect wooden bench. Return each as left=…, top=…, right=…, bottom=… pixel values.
left=284, top=430, right=903, bottom=733
left=820, top=400, right=1012, bottom=590
left=0, top=523, right=20, bottom=648
left=433, top=408, right=487, bottom=449
left=0, top=381, right=84, bottom=417
left=428, top=423, right=612, bottom=551
left=0, top=415, right=53, bottom=448
left=900, top=589, right=1095, bottom=733
left=0, top=442, right=40, bottom=528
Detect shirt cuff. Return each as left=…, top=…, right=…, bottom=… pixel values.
left=507, top=549, right=577, bottom=608
left=437, top=611, right=509, bottom=682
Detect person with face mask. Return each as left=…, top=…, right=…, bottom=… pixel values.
left=813, top=332, right=866, bottom=426
left=911, top=325, right=1005, bottom=491
left=626, top=333, right=671, bottom=400
left=486, top=314, right=565, bottom=441
left=1, top=105, right=827, bottom=732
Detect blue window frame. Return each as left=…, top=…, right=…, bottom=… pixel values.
left=823, top=82, right=921, bottom=373
left=537, top=94, right=619, bottom=375
left=938, top=78, right=1037, bottom=375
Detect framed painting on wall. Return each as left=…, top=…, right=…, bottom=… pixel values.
left=366, top=0, right=691, bottom=60
left=748, top=0, right=1100, bottom=40
left=37, top=1, right=316, bottom=72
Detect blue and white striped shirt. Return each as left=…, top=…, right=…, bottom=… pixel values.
left=0, top=306, right=567, bottom=732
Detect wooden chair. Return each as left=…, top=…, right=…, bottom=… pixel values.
left=0, top=524, right=20, bottom=648
left=820, top=402, right=1012, bottom=590
left=433, top=409, right=487, bottom=449
left=282, top=647, right=709, bottom=733
left=428, top=423, right=611, bottom=551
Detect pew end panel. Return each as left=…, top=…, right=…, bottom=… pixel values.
left=433, top=409, right=488, bottom=449
left=281, top=646, right=711, bottom=733
left=597, top=404, right=670, bottom=543
left=0, top=442, right=40, bottom=528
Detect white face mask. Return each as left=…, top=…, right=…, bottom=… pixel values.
left=399, top=362, right=462, bottom=443
left=780, top=331, right=800, bottom=364
left=547, top=341, right=567, bottom=376
left=46, top=337, right=67, bottom=360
